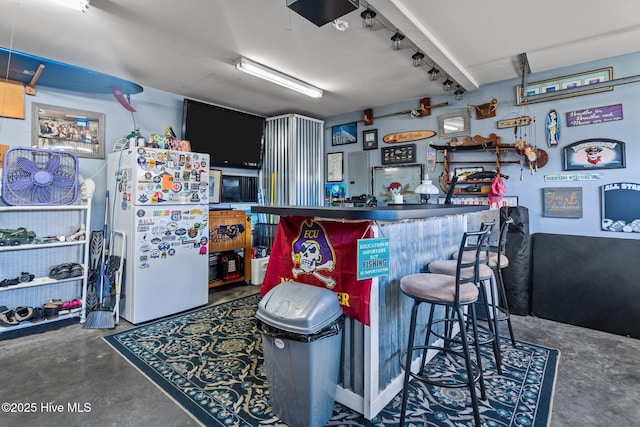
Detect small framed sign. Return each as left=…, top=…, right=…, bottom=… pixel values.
left=381, top=143, right=416, bottom=165
left=363, top=129, right=378, bottom=150
left=327, top=152, right=344, bottom=182
left=543, top=187, right=583, bottom=218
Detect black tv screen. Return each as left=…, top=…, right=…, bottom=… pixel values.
left=181, top=99, right=265, bottom=169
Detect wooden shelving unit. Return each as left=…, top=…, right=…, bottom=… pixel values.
left=208, top=210, right=251, bottom=288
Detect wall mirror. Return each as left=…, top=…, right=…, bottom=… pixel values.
left=438, top=110, right=470, bottom=139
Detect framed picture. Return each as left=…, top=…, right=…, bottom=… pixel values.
left=516, top=67, right=613, bottom=105
left=363, top=129, right=378, bottom=150
left=32, top=103, right=105, bottom=159
left=563, top=139, right=625, bottom=171
left=332, top=122, right=357, bottom=146
left=327, top=152, right=344, bottom=182
left=438, top=110, right=470, bottom=139
left=543, top=187, right=583, bottom=218
left=381, top=144, right=416, bottom=165
left=209, top=169, right=222, bottom=204
left=372, top=164, right=423, bottom=205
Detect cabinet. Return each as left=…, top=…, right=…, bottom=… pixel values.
left=0, top=201, right=91, bottom=333
left=208, top=210, right=251, bottom=288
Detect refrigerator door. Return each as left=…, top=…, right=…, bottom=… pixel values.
left=123, top=204, right=209, bottom=324
left=109, top=147, right=209, bottom=208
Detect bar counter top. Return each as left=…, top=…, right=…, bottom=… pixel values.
left=251, top=204, right=487, bottom=221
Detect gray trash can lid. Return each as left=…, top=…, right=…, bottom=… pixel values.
left=256, top=282, right=343, bottom=335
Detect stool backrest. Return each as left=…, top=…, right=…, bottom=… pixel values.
left=453, top=226, right=493, bottom=304
left=498, top=216, right=514, bottom=257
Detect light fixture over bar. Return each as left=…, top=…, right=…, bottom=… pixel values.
left=52, top=0, right=90, bottom=12
left=235, top=57, right=323, bottom=99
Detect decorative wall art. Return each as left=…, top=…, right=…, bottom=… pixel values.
left=438, top=111, right=470, bottom=139
left=381, top=144, right=416, bottom=165
left=565, top=104, right=623, bottom=127
left=563, top=139, right=625, bottom=171
left=543, top=187, right=583, bottom=218
left=326, top=152, right=344, bottom=182
left=372, top=164, right=423, bottom=206
left=601, top=182, right=640, bottom=233
left=516, top=67, right=613, bottom=105
left=363, top=129, right=378, bottom=150
left=331, top=122, right=357, bottom=146
left=32, top=103, right=105, bottom=159
left=208, top=169, right=222, bottom=204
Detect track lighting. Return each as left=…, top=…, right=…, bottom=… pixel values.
left=391, top=32, right=405, bottom=50
left=428, top=67, right=440, bottom=81
left=412, top=52, right=425, bottom=67
left=442, top=78, right=454, bottom=91
left=454, top=85, right=465, bottom=100
left=360, top=8, right=376, bottom=28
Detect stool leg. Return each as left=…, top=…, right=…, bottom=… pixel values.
left=496, top=267, right=517, bottom=347
left=419, top=304, right=436, bottom=374
left=487, top=274, right=503, bottom=374
left=468, top=304, right=487, bottom=400
left=400, top=300, right=421, bottom=427
left=456, top=305, right=483, bottom=427
left=478, top=277, right=503, bottom=375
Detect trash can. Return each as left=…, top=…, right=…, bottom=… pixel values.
left=256, top=281, right=344, bottom=427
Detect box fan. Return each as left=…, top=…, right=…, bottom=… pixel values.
left=2, top=147, right=78, bottom=205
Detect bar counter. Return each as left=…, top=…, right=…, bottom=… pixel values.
left=251, top=203, right=489, bottom=419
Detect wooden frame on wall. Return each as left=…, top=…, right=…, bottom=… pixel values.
left=563, top=138, right=625, bottom=171
left=209, top=169, right=222, bottom=204
left=516, top=67, right=613, bottom=105
left=32, top=103, right=105, bottom=159
left=331, top=122, right=357, bottom=146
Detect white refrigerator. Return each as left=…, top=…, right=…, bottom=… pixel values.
left=107, top=147, right=210, bottom=324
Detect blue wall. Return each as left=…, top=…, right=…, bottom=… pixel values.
left=324, top=52, right=640, bottom=239
left=1, top=51, right=638, bottom=239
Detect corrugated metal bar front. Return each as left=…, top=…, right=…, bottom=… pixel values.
left=336, top=213, right=468, bottom=419
left=261, top=114, right=324, bottom=212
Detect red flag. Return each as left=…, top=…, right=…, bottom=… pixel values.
left=261, top=216, right=373, bottom=325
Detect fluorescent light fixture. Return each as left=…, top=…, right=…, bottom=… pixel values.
left=235, top=58, right=323, bottom=99
left=52, top=0, right=90, bottom=12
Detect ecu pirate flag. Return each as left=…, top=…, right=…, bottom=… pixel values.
left=261, top=217, right=373, bottom=325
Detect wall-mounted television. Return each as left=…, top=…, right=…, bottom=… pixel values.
left=181, top=99, right=265, bottom=169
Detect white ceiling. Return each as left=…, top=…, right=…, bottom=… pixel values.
left=2, top=0, right=640, bottom=119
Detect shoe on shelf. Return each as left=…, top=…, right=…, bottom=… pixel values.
left=69, top=264, right=84, bottom=278
left=49, top=264, right=71, bottom=280
left=30, top=307, right=45, bottom=323
left=68, top=299, right=82, bottom=314
left=14, top=306, right=34, bottom=322
left=0, top=307, right=19, bottom=326
left=43, top=302, right=60, bottom=320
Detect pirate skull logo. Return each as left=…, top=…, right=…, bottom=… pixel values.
left=291, top=222, right=337, bottom=289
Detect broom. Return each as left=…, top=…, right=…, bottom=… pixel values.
left=84, top=191, right=115, bottom=329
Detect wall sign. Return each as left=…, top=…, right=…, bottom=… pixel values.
left=601, top=182, right=640, bottom=233
left=543, top=187, right=583, bottom=218
left=544, top=173, right=604, bottom=182
left=566, top=104, right=623, bottom=127
left=563, top=139, right=625, bottom=171
left=357, top=237, right=390, bottom=280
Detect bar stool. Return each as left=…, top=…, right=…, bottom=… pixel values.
left=427, top=221, right=504, bottom=374
left=452, top=217, right=517, bottom=347
left=398, top=227, right=492, bottom=427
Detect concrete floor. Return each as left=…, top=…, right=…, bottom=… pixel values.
left=1, top=283, right=639, bottom=427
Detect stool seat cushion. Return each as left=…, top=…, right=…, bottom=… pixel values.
left=401, top=273, right=479, bottom=303
left=428, top=259, right=494, bottom=280
left=452, top=250, right=509, bottom=268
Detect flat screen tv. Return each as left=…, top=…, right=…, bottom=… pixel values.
left=181, top=99, right=265, bottom=169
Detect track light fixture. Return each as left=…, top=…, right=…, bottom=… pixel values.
left=360, top=8, right=376, bottom=28
left=412, top=52, right=425, bottom=67
left=442, top=78, right=454, bottom=91
left=454, top=85, right=465, bottom=100
left=428, top=67, right=440, bottom=81
left=391, top=32, right=405, bottom=50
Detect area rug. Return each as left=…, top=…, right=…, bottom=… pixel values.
left=104, top=294, right=559, bottom=427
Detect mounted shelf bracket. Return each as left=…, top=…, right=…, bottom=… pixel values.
left=25, top=64, right=45, bottom=95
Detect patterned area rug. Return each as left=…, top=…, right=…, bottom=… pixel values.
left=104, top=294, right=558, bottom=427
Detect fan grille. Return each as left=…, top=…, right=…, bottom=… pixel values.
left=2, top=147, right=78, bottom=206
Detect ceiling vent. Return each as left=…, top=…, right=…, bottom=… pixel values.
left=286, top=0, right=359, bottom=27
